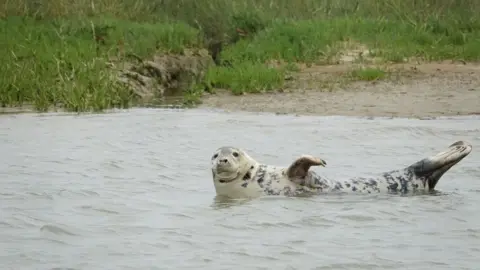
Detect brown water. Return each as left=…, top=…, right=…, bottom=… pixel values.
left=0, top=108, right=479, bottom=270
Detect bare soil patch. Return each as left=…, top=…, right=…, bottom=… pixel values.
left=115, top=48, right=213, bottom=101
left=199, top=60, right=480, bottom=118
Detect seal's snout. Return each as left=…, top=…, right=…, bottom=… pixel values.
left=214, top=156, right=235, bottom=174
left=216, top=158, right=231, bottom=168
left=218, top=158, right=229, bottom=164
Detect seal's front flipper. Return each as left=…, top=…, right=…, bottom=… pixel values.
left=286, top=155, right=326, bottom=184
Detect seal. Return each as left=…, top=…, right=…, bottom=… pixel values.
left=210, top=141, right=472, bottom=199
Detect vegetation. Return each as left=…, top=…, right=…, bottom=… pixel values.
left=1, top=0, right=480, bottom=112
left=349, top=67, right=387, bottom=81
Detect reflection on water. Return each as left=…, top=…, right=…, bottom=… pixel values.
left=0, top=108, right=479, bottom=270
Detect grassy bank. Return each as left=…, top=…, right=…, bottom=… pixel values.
left=1, top=0, right=480, bottom=112
left=0, top=16, right=201, bottom=111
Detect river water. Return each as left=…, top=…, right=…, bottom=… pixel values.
left=0, top=108, right=479, bottom=270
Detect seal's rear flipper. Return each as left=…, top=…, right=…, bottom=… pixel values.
left=407, top=141, right=472, bottom=190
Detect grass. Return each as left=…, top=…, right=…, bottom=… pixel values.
left=221, top=18, right=480, bottom=64
left=204, top=61, right=286, bottom=95
left=1, top=0, right=480, bottom=111
left=350, top=67, right=387, bottom=81
left=0, top=15, right=200, bottom=111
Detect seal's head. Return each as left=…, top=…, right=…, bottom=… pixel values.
left=211, top=146, right=257, bottom=184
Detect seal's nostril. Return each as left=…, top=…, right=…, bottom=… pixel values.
left=220, top=159, right=228, bottom=163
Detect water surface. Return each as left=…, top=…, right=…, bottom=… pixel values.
left=1, top=109, right=479, bottom=270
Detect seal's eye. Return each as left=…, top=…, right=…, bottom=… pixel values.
left=232, top=152, right=239, bottom=157
left=212, top=154, right=218, bottom=159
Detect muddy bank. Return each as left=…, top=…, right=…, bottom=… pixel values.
left=199, top=62, right=480, bottom=118
left=115, top=48, right=213, bottom=100
left=2, top=59, right=478, bottom=118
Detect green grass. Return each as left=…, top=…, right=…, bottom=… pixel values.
left=205, top=62, right=285, bottom=95
left=349, top=67, right=387, bottom=81
left=221, top=18, right=480, bottom=64
left=1, top=0, right=480, bottom=111
left=0, top=16, right=200, bottom=111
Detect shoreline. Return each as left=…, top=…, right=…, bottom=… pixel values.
left=198, top=61, right=480, bottom=118
left=1, top=61, right=479, bottom=119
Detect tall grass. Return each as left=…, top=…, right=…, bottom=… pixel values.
left=0, top=15, right=200, bottom=111
left=1, top=0, right=479, bottom=111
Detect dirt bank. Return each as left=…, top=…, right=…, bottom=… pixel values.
left=199, top=61, right=480, bottom=118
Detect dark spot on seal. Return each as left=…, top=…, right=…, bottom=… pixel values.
left=334, top=182, right=343, bottom=190
left=397, top=176, right=408, bottom=193
left=345, top=183, right=351, bottom=188
left=388, top=183, right=398, bottom=192
left=352, top=186, right=357, bottom=192
left=413, top=183, right=419, bottom=189
left=265, top=188, right=280, bottom=195
left=241, top=182, right=248, bottom=188
left=250, top=166, right=254, bottom=169
left=369, top=179, right=377, bottom=186
left=243, top=172, right=251, bottom=181
left=254, top=165, right=268, bottom=188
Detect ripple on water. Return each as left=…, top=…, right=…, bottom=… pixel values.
left=40, top=224, right=77, bottom=236
left=0, top=110, right=479, bottom=270
left=79, top=205, right=120, bottom=215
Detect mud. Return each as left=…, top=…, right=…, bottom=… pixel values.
left=115, top=49, right=213, bottom=100
left=199, top=61, right=480, bottom=118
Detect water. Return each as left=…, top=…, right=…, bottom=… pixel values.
left=1, top=108, right=479, bottom=270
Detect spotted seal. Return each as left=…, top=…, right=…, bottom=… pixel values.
left=210, top=141, right=472, bottom=199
